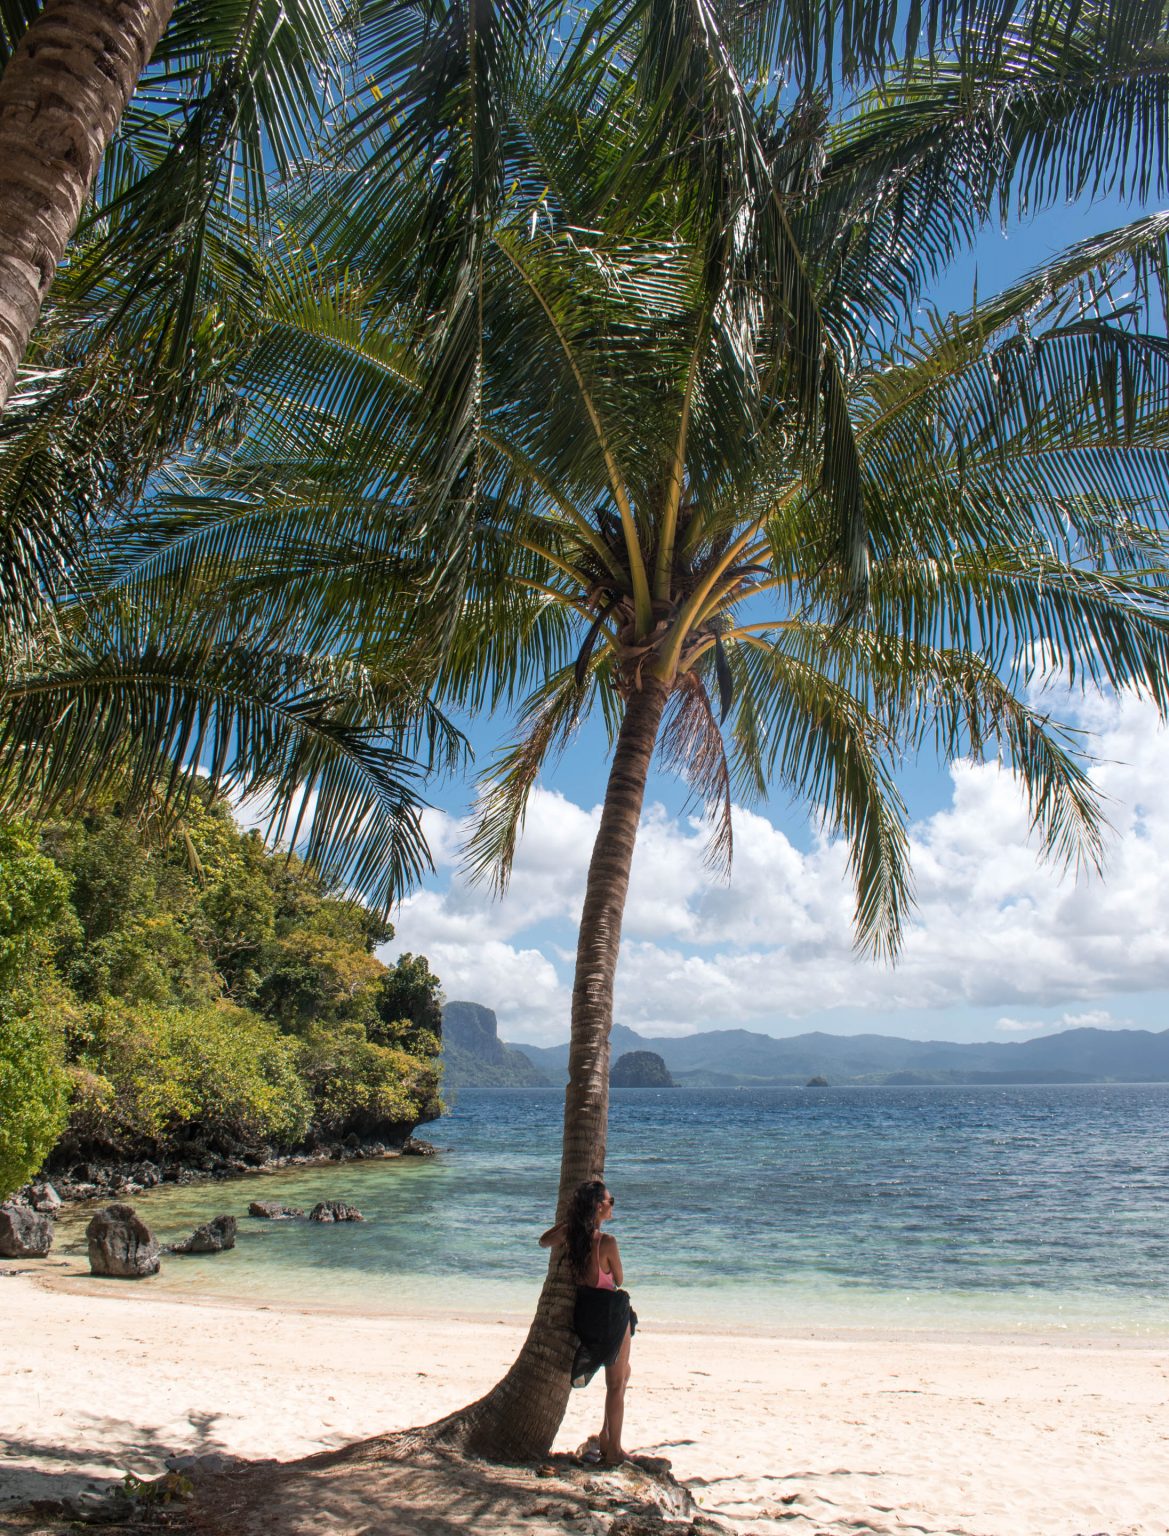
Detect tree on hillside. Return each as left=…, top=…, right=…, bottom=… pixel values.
left=373, top=953, right=444, bottom=1053
left=80, top=0, right=1169, bottom=1459
left=0, top=821, right=72, bottom=1194
left=2, top=798, right=446, bottom=1192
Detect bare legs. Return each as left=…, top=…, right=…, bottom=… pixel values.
left=598, top=1323, right=631, bottom=1463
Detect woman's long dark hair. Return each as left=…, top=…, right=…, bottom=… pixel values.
left=564, top=1179, right=607, bottom=1281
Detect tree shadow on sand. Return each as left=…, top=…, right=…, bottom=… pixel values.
left=3, top=1430, right=731, bottom=1536
left=168, top=1436, right=725, bottom=1536
left=0, top=1410, right=235, bottom=1509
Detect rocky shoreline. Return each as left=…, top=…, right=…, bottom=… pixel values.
left=20, top=1132, right=439, bottom=1210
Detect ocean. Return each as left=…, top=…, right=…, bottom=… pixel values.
left=54, top=1084, right=1169, bottom=1338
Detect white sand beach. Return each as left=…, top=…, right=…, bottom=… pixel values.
left=1, top=1260, right=1166, bottom=1536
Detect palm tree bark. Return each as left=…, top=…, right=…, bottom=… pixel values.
left=429, top=675, right=670, bottom=1460
left=0, top=0, right=175, bottom=414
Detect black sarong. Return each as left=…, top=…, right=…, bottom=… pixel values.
left=571, top=1285, right=637, bottom=1389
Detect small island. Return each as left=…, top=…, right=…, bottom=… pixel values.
left=610, top=1050, right=675, bottom=1087
left=806, top=1075, right=830, bottom=1088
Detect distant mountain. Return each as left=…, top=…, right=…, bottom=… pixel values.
left=442, top=1001, right=550, bottom=1088
left=508, top=1022, right=1169, bottom=1086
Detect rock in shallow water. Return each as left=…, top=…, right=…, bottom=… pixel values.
left=0, top=1202, right=54, bottom=1257
left=30, top=1181, right=62, bottom=1217
left=248, top=1200, right=304, bottom=1219
left=86, top=1203, right=160, bottom=1277
left=309, top=1200, right=364, bottom=1223
left=170, top=1214, right=237, bottom=1254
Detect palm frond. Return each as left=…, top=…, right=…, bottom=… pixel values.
left=658, top=668, right=733, bottom=877
left=866, top=551, right=1169, bottom=707
left=773, top=621, right=1108, bottom=872
left=733, top=632, right=912, bottom=956
left=0, top=0, right=41, bottom=62
left=848, top=215, right=1169, bottom=566
left=573, top=0, right=1135, bottom=103
left=0, top=613, right=462, bottom=907
left=0, top=364, right=114, bottom=634
left=595, top=0, right=874, bottom=593
left=807, top=8, right=1169, bottom=330
left=462, top=663, right=590, bottom=893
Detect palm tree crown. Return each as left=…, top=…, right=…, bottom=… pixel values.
left=189, top=0, right=1169, bottom=947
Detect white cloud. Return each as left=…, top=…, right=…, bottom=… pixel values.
left=994, top=1009, right=1131, bottom=1036
left=387, top=689, right=1169, bottom=1044
left=413, top=938, right=565, bottom=1026
left=228, top=783, right=320, bottom=845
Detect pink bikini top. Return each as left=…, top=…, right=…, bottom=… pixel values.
left=590, top=1231, right=616, bottom=1290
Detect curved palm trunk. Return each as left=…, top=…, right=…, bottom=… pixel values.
left=431, top=676, right=670, bottom=1460
left=0, top=0, right=175, bottom=414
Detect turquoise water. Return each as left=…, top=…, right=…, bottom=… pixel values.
left=56, top=1085, right=1169, bottom=1337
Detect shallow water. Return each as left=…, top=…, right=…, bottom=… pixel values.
left=55, top=1084, right=1169, bottom=1337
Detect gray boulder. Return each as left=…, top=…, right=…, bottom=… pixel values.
left=0, top=1202, right=54, bottom=1258
left=309, top=1200, right=364, bottom=1223
left=170, top=1214, right=237, bottom=1254
left=86, top=1204, right=161, bottom=1277
left=248, top=1200, right=304, bottom=1219
left=401, top=1137, right=438, bottom=1157
left=165, top=1451, right=247, bottom=1476
left=31, top=1182, right=63, bottom=1217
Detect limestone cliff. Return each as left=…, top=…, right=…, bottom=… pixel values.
left=441, top=1002, right=551, bottom=1087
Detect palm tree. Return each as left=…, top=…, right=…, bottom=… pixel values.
left=0, top=0, right=492, bottom=896
left=84, top=0, right=1169, bottom=1459
left=0, top=0, right=348, bottom=414
left=0, top=94, right=465, bottom=902
left=0, top=0, right=174, bottom=413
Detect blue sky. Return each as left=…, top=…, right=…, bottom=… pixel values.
left=383, top=188, right=1169, bottom=1049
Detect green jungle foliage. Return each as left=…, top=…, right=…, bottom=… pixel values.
left=0, top=823, right=73, bottom=1196
left=0, top=798, right=443, bottom=1197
